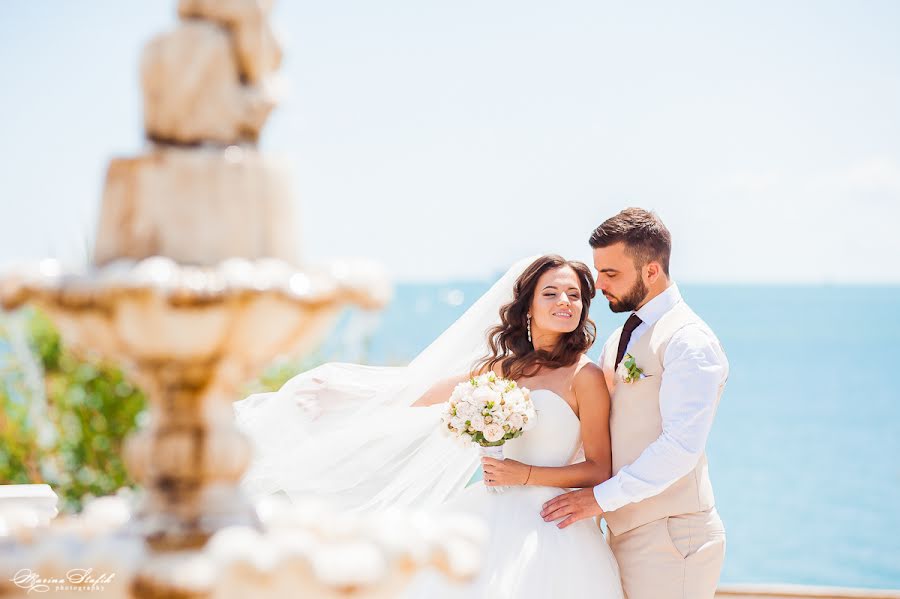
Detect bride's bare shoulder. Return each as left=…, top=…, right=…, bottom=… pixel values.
left=574, top=353, right=599, bottom=372
left=573, top=356, right=606, bottom=390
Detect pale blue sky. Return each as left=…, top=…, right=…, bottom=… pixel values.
left=2, top=1, right=899, bottom=282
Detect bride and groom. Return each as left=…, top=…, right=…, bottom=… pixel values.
left=233, top=207, right=729, bottom=599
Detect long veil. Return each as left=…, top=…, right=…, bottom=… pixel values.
left=233, top=256, right=538, bottom=512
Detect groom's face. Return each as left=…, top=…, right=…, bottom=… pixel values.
left=592, top=243, right=648, bottom=313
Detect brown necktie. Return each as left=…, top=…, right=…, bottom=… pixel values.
left=614, top=313, right=643, bottom=369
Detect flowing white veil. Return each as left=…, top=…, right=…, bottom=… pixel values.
left=233, top=256, right=539, bottom=512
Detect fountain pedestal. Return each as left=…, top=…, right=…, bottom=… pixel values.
left=0, top=1, right=489, bottom=596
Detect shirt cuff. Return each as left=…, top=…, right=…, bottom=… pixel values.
left=593, top=476, right=629, bottom=513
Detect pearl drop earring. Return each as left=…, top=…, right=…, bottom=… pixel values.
left=526, top=314, right=532, bottom=343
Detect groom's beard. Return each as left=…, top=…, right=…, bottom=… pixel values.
left=605, top=278, right=648, bottom=313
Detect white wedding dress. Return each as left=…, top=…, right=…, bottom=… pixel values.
left=403, top=389, right=623, bottom=598
left=233, top=257, right=624, bottom=598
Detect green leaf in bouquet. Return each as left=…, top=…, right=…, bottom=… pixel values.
left=480, top=439, right=505, bottom=447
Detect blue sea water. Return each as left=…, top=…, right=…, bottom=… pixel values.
left=325, top=282, right=900, bottom=590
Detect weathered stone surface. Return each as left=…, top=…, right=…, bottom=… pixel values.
left=142, top=21, right=275, bottom=144
left=178, top=0, right=282, bottom=83
left=93, top=146, right=298, bottom=266
left=0, top=485, right=58, bottom=525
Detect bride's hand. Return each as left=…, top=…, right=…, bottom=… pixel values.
left=482, top=457, right=531, bottom=486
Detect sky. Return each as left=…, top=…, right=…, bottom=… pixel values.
left=1, top=1, right=899, bottom=283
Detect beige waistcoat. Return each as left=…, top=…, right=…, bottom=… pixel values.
left=600, top=301, right=725, bottom=536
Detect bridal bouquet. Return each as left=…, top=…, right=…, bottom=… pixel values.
left=440, top=372, right=536, bottom=493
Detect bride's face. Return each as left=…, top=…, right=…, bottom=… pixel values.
left=529, top=266, right=584, bottom=336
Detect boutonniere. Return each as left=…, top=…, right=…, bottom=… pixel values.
left=617, top=354, right=650, bottom=384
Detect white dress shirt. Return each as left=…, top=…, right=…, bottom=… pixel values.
left=592, top=283, right=729, bottom=513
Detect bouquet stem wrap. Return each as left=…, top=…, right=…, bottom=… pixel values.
left=480, top=445, right=506, bottom=494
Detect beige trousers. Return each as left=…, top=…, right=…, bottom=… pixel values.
left=607, top=507, right=726, bottom=599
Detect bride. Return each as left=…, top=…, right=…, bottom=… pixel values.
left=233, top=255, right=624, bottom=598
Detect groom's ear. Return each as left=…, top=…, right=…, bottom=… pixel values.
left=644, top=261, right=663, bottom=284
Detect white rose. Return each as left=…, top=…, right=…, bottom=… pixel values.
left=506, top=413, right=525, bottom=431
left=455, top=433, right=473, bottom=448
left=468, top=413, right=485, bottom=432
left=522, top=410, right=537, bottom=431
left=505, top=388, right=525, bottom=406
left=483, top=423, right=505, bottom=443
left=472, top=386, right=497, bottom=407
left=449, top=417, right=465, bottom=432
left=513, top=403, right=531, bottom=418
left=455, top=400, right=476, bottom=419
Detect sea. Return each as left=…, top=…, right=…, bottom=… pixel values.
left=322, top=281, right=900, bottom=590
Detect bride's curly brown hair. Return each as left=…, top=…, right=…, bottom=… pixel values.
left=474, top=255, right=597, bottom=380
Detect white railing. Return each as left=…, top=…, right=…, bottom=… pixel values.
left=718, top=584, right=900, bottom=599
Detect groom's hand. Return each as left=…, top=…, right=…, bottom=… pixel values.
left=541, top=488, right=603, bottom=529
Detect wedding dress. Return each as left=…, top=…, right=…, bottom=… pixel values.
left=233, top=257, right=624, bottom=598
left=403, top=388, right=623, bottom=597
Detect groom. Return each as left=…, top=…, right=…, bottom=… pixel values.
left=541, top=208, right=729, bottom=599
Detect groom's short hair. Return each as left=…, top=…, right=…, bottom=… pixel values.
left=589, top=208, right=671, bottom=275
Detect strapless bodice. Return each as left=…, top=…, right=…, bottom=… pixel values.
left=502, top=389, right=582, bottom=468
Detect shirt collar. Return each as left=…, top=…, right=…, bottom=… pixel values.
left=634, top=282, right=682, bottom=328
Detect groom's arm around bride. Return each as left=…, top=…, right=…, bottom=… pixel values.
left=541, top=208, right=729, bottom=599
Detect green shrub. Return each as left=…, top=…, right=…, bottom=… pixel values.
left=0, top=309, right=146, bottom=513
left=0, top=307, right=346, bottom=513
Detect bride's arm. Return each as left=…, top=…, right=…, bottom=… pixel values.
left=411, top=362, right=498, bottom=407
left=526, top=363, right=612, bottom=487
left=483, top=363, right=612, bottom=488
left=411, top=374, right=469, bottom=407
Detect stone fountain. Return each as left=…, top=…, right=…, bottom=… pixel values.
left=0, top=2, right=484, bottom=597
